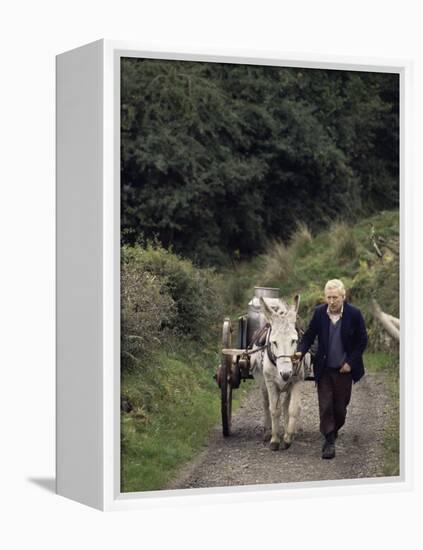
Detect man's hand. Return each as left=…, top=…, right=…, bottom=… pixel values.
left=340, top=362, right=352, bottom=374
left=292, top=352, right=303, bottom=363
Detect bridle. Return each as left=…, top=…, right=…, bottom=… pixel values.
left=245, top=322, right=300, bottom=370
left=241, top=341, right=293, bottom=360
left=244, top=325, right=292, bottom=359
left=264, top=325, right=302, bottom=377
left=265, top=330, right=293, bottom=365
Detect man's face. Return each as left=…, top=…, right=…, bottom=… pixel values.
left=325, top=287, right=344, bottom=314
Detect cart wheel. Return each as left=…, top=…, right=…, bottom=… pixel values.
left=221, top=318, right=233, bottom=436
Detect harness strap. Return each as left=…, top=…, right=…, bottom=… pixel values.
left=248, top=323, right=270, bottom=350
left=265, top=331, right=303, bottom=376
left=248, top=324, right=302, bottom=376
left=242, top=344, right=268, bottom=356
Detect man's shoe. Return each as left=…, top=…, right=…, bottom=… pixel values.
left=322, top=440, right=336, bottom=459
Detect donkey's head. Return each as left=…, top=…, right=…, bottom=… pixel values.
left=260, top=296, right=300, bottom=382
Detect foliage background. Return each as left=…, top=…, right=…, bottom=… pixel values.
left=121, top=59, right=399, bottom=265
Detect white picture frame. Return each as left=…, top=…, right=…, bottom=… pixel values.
left=56, top=39, right=412, bottom=511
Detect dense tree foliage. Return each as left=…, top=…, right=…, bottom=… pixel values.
left=121, top=58, right=399, bottom=265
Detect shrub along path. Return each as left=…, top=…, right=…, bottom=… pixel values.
left=165, top=370, right=392, bottom=490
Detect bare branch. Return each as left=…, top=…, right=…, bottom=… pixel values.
left=371, top=299, right=400, bottom=341
left=370, top=225, right=383, bottom=258
left=385, top=314, right=400, bottom=330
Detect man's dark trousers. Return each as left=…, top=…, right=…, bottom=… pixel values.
left=318, top=367, right=352, bottom=436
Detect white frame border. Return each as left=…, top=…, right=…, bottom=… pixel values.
left=59, top=39, right=413, bottom=511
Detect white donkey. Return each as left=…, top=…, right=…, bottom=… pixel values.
left=250, top=296, right=307, bottom=451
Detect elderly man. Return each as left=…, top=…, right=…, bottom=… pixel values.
left=296, top=279, right=368, bottom=459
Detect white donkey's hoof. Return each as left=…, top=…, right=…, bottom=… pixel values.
left=281, top=440, right=291, bottom=450
left=263, top=430, right=272, bottom=442
left=269, top=441, right=280, bottom=451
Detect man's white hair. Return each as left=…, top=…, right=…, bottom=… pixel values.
left=324, top=279, right=346, bottom=297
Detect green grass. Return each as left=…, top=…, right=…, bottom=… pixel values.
left=121, top=349, right=217, bottom=492
left=364, top=351, right=400, bottom=477
left=121, top=345, right=252, bottom=492
left=255, top=210, right=399, bottom=333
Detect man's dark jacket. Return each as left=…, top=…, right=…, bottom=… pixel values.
left=298, top=302, right=368, bottom=383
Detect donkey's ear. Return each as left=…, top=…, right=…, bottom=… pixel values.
left=260, top=297, right=274, bottom=323
left=293, top=294, right=301, bottom=313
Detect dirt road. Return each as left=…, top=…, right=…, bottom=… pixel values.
left=166, top=372, right=391, bottom=489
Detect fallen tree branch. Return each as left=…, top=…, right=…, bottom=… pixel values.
left=370, top=225, right=383, bottom=258
left=385, top=313, right=400, bottom=330
left=371, top=299, right=400, bottom=341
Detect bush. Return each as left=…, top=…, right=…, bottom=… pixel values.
left=121, top=262, right=175, bottom=370
left=122, top=244, right=224, bottom=341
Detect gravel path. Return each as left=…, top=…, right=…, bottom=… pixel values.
left=165, top=372, right=390, bottom=489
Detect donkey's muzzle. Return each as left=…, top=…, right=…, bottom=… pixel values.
left=282, top=372, right=291, bottom=382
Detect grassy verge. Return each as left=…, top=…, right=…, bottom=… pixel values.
left=364, top=351, right=400, bottom=476
left=121, top=345, right=252, bottom=492
left=269, top=211, right=398, bottom=318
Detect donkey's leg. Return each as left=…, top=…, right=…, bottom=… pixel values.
left=282, top=391, right=290, bottom=434
left=282, top=383, right=302, bottom=449
left=267, top=384, right=282, bottom=451
left=280, top=392, right=292, bottom=450
left=261, top=385, right=272, bottom=441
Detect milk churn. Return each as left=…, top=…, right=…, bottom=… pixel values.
left=247, top=287, right=280, bottom=344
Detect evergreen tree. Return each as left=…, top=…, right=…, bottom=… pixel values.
left=121, top=58, right=399, bottom=265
